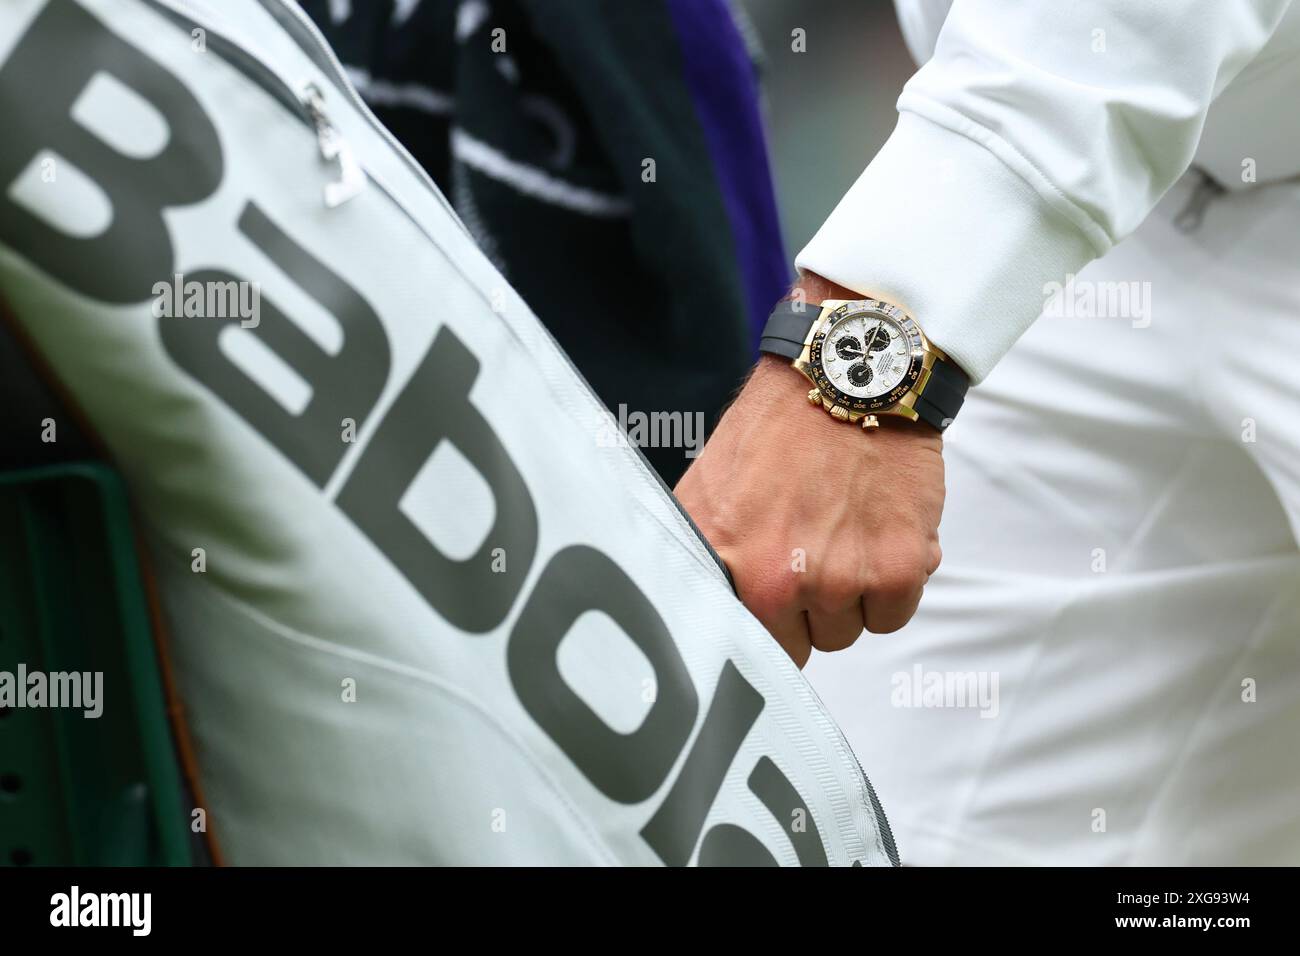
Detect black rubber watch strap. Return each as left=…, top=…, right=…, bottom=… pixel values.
left=759, top=299, right=970, bottom=431
left=913, top=355, right=969, bottom=432
left=758, top=299, right=821, bottom=360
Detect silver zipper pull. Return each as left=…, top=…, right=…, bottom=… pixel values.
left=1173, top=170, right=1225, bottom=233
left=300, top=82, right=364, bottom=207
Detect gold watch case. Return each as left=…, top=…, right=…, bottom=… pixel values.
left=792, top=298, right=949, bottom=429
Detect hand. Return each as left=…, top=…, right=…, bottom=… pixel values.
left=674, top=276, right=946, bottom=667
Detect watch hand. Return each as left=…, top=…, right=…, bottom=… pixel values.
left=867, top=320, right=883, bottom=352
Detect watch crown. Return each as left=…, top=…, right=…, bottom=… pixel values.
left=829, top=405, right=849, bottom=421
left=806, top=387, right=822, bottom=406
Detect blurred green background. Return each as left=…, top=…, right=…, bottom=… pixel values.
left=740, top=0, right=915, bottom=256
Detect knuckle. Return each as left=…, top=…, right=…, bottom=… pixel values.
left=807, top=570, right=861, bottom=615
left=929, top=543, right=943, bottom=575
left=866, top=556, right=927, bottom=602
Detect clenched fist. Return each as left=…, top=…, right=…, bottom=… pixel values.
left=675, top=281, right=946, bottom=667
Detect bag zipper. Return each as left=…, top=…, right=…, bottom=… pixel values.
left=147, top=0, right=361, bottom=209
left=250, top=0, right=474, bottom=238
left=300, top=81, right=364, bottom=208
left=861, top=762, right=900, bottom=865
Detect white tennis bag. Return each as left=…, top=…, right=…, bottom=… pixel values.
left=0, top=0, right=898, bottom=865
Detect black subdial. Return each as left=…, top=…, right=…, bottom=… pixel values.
left=866, top=325, right=892, bottom=353
left=847, top=361, right=873, bottom=389
left=835, top=335, right=863, bottom=360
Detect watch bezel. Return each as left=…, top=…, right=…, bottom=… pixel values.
left=807, top=301, right=925, bottom=413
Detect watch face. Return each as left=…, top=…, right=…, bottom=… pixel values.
left=808, top=302, right=924, bottom=412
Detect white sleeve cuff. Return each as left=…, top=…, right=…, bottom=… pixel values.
left=795, top=110, right=1099, bottom=383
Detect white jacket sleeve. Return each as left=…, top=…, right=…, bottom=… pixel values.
left=796, top=0, right=1293, bottom=382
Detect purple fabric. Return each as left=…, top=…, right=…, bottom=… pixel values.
left=665, top=0, right=789, bottom=349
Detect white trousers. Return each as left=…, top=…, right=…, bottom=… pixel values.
left=807, top=173, right=1300, bottom=865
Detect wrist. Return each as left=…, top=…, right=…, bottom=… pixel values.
left=787, top=271, right=862, bottom=308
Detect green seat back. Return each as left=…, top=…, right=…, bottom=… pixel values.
left=0, top=463, right=192, bottom=866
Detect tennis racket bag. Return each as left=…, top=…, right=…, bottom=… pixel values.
left=0, top=0, right=898, bottom=865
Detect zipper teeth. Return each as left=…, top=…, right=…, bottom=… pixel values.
left=863, top=769, right=900, bottom=866
left=150, top=0, right=308, bottom=118
left=830, top=704, right=900, bottom=865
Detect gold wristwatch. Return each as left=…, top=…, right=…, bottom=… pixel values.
left=759, top=297, right=969, bottom=432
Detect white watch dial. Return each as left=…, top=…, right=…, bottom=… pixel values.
left=820, top=312, right=911, bottom=400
